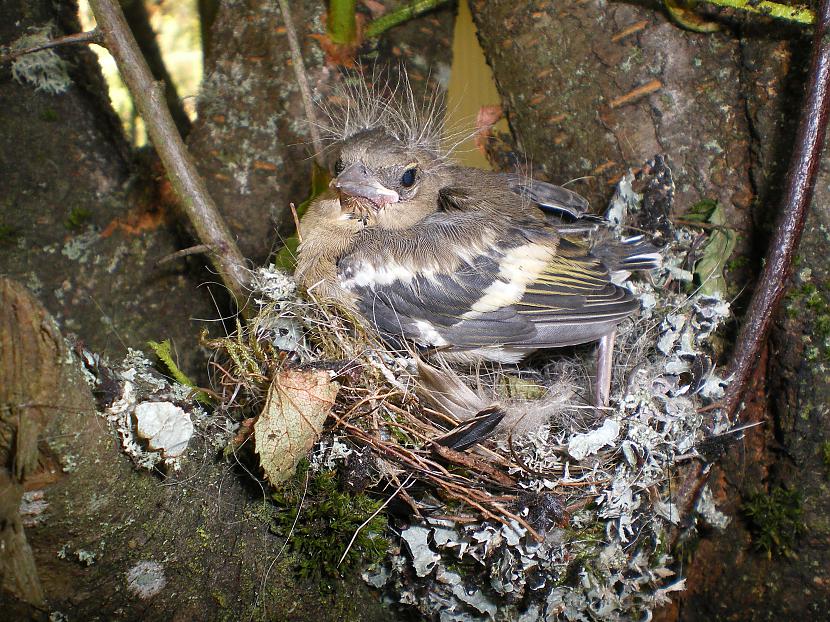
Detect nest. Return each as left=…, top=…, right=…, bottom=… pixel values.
left=206, top=161, right=735, bottom=621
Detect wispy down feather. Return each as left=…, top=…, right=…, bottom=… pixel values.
left=314, top=68, right=474, bottom=161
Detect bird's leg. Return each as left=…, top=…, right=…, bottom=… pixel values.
left=595, top=330, right=616, bottom=407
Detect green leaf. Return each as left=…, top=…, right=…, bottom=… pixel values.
left=663, top=0, right=721, bottom=33
left=693, top=202, right=736, bottom=296
left=684, top=198, right=718, bottom=222
left=273, top=162, right=331, bottom=272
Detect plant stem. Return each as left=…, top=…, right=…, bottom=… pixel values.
left=704, top=0, right=815, bottom=25
left=0, top=29, right=103, bottom=65
left=87, top=0, right=252, bottom=312
left=277, top=0, right=324, bottom=160
left=365, top=0, right=452, bottom=38
left=725, top=0, right=830, bottom=421
left=327, top=0, right=358, bottom=45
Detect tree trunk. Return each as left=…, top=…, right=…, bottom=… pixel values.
left=0, top=0, right=218, bottom=378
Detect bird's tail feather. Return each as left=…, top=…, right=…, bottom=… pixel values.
left=588, top=233, right=662, bottom=274
left=615, top=235, right=663, bottom=271
left=416, top=358, right=576, bottom=446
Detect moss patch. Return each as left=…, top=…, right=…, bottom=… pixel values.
left=741, top=486, right=805, bottom=558
left=272, top=461, right=388, bottom=582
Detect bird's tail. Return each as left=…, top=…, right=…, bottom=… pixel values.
left=591, top=235, right=663, bottom=272
left=416, top=358, right=575, bottom=449
left=610, top=234, right=663, bottom=271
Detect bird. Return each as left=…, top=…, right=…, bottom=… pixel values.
left=294, top=87, right=659, bottom=408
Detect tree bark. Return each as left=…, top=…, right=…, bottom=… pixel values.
left=187, top=0, right=457, bottom=263
left=0, top=0, right=220, bottom=378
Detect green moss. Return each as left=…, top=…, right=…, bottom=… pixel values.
left=725, top=255, right=749, bottom=272
left=212, top=589, right=228, bottom=608
left=65, top=206, right=92, bottom=231
left=822, top=441, right=830, bottom=477
left=784, top=283, right=830, bottom=350
left=741, top=486, right=805, bottom=558
left=271, top=460, right=388, bottom=582
left=0, top=221, right=18, bottom=243
left=39, top=107, right=59, bottom=122
left=147, top=338, right=212, bottom=404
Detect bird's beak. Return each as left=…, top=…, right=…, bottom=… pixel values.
left=331, top=162, right=399, bottom=207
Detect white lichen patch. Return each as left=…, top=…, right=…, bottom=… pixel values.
left=126, top=561, right=167, bottom=599
left=86, top=348, right=205, bottom=470
left=251, top=264, right=311, bottom=359
left=61, top=227, right=99, bottom=263
left=10, top=24, right=72, bottom=94
left=567, top=419, right=620, bottom=460
left=20, top=491, right=49, bottom=528
left=134, top=401, right=193, bottom=458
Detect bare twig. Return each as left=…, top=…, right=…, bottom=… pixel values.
left=121, top=0, right=192, bottom=137
left=289, top=203, right=303, bottom=243
left=671, top=0, right=830, bottom=544
left=87, top=0, right=252, bottom=312
left=156, top=244, right=211, bottom=266
left=0, top=29, right=103, bottom=65
left=609, top=79, right=663, bottom=108
left=725, top=0, right=830, bottom=422
left=277, top=0, right=324, bottom=160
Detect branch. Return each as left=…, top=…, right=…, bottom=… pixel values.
left=704, top=0, right=815, bottom=25
left=121, top=0, right=192, bottom=137
left=0, top=29, right=103, bottom=65
left=670, top=0, right=830, bottom=547
left=277, top=0, right=324, bottom=160
left=365, top=0, right=452, bottom=39
left=87, top=0, right=252, bottom=312
left=725, top=0, right=830, bottom=422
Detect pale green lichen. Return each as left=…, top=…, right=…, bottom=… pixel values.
left=10, top=25, right=72, bottom=94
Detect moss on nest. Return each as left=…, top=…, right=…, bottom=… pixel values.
left=271, top=460, right=388, bottom=582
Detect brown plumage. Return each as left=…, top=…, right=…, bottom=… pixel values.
left=295, top=125, right=659, bottom=405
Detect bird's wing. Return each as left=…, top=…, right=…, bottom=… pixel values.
left=340, top=230, right=639, bottom=352
left=504, top=174, right=594, bottom=222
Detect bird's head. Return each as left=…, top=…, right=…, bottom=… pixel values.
left=330, top=129, right=446, bottom=229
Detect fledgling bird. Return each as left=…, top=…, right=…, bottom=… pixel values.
left=295, top=84, right=659, bottom=407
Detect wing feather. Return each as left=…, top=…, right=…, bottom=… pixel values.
left=345, top=226, right=639, bottom=352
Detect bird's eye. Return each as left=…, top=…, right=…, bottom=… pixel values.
left=334, top=158, right=345, bottom=176
left=401, top=168, right=417, bottom=188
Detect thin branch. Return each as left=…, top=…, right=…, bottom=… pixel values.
left=121, top=0, right=192, bottom=137
left=671, top=0, right=830, bottom=545
left=156, top=244, right=211, bottom=266
left=0, top=29, right=103, bottom=65
left=365, top=0, right=452, bottom=39
left=87, top=0, right=251, bottom=312
left=725, top=0, right=830, bottom=422
left=276, top=0, right=324, bottom=161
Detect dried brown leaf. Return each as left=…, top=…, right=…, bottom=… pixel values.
left=255, top=369, right=340, bottom=485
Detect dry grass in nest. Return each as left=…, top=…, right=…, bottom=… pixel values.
left=204, top=290, right=608, bottom=541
